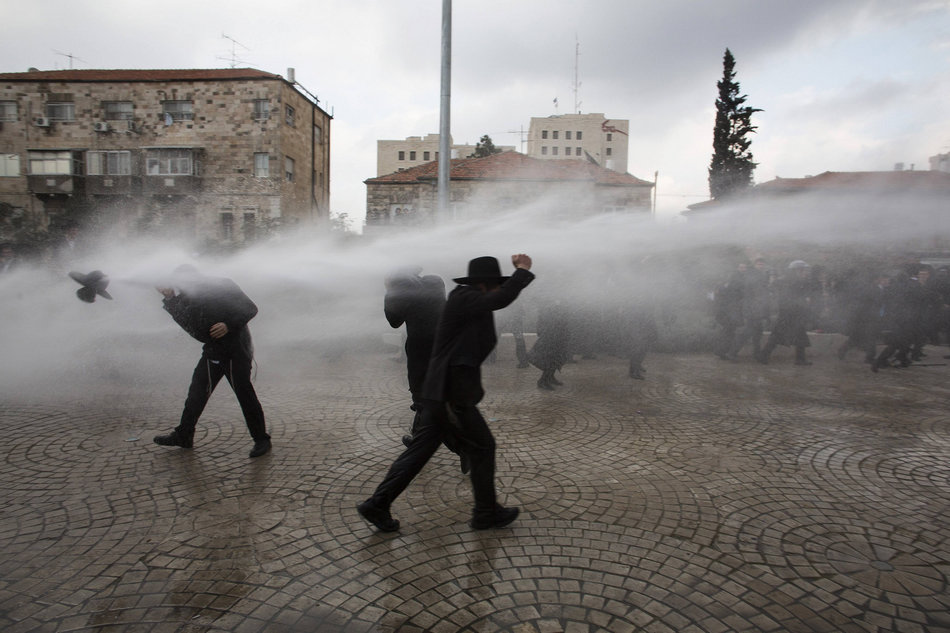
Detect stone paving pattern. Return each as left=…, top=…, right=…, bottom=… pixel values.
left=2, top=337, right=950, bottom=632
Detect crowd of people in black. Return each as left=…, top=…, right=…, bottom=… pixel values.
left=713, top=257, right=950, bottom=371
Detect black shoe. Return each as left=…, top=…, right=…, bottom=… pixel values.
left=549, top=376, right=563, bottom=386
left=402, top=434, right=413, bottom=448
left=629, top=371, right=644, bottom=380
left=357, top=500, right=400, bottom=532
left=153, top=431, right=193, bottom=449
left=249, top=438, right=271, bottom=458
left=537, top=378, right=555, bottom=391
left=470, top=505, right=519, bottom=530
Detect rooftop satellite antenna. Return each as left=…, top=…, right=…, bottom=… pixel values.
left=52, top=50, right=87, bottom=70
left=219, top=33, right=250, bottom=68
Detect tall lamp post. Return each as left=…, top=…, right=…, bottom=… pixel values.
left=437, top=0, right=451, bottom=220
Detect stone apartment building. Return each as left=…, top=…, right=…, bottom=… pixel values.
left=0, top=67, right=331, bottom=249
left=526, top=113, right=629, bottom=173
left=365, top=150, right=653, bottom=230
left=376, top=133, right=515, bottom=176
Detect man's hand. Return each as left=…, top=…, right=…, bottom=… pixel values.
left=512, top=254, right=532, bottom=271
left=209, top=322, right=229, bottom=339
left=157, top=287, right=175, bottom=298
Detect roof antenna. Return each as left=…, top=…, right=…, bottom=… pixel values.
left=219, top=34, right=250, bottom=68
left=573, top=36, right=582, bottom=114
left=52, top=50, right=87, bottom=70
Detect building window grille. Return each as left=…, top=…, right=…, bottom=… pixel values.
left=46, top=102, right=75, bottom=122
left=606, top=147, right=613, bottom=156
left=28, top=150, right=78, bottom=175
left=162, top=100, right=194, bottom=122
left=0, top=154, right=20, bottom=177
left=565, top=131, right=572, bottom=140
left=285, top=156, right=295, bottom=182
left=552, top=146, right=559, bottom=156
left=87, top=151, right=131, bottom=176
left=284, top=105, right=295, bottom=127
left=0, top=101, right=17, bottom=122
left=313, top=124, right=322, bottom=144
left=103, top=101, right=133, bottom=120
left=146, top=148, right=195, bottom=176
left=409, top=151, right=416, bottom=161
left=606, top=133, right=612, bottom=141
left=220, top=212, right=234, bottom=241
left=541, top=146, right=548, bottom=155
left=541, top=130, right=548, bottom=139
left=552, top=131, right=559, bottom=139
left=423, top=151, right=430, bottom=161
left=576, top=147, right=582, bottom=156
left=254, top=153, right=270, bottom=178
left=243, top=212, right=257, bottom=241
left=576, top=131, right=582, bottom=140
left=565, top=147, right=572, bottom=156
left=398, top=151, right=405, bottom=161
left=253, top=99, right=270, bottom=121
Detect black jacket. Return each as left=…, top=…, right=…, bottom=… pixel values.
left=384, top=274, right=446, bottom=395
left=163, top=275, right=258, bottom=360
left=422, top=268, right=534, bottom=401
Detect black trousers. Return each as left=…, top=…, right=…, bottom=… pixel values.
left=175, top=354, right=269, bottom=442
left=370, top=365, right=498, bottom=513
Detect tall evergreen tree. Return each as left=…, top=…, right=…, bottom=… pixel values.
left=469, top=134, right=502, bottom=158
left=708, top=49, right=761, bottom=200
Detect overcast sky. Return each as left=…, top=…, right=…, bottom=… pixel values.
left=5, top=0, right=950, bottom=224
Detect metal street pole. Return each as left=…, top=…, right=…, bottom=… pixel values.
left=438, top=0, right=451, bottom=220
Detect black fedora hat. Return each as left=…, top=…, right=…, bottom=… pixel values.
left=453, top=256, right=510, bottom=285
left=69, top=270, right=113, bottom=303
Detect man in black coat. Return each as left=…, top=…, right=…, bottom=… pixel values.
left=383, top=266, right=446, bottom=443
left=153, top=265, right=271, bottom=458
left=358, top=254, right=534, bottom=532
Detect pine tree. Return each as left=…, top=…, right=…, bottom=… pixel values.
left=708, top=49, right=761, bottom=200
left=469, top=134, right=502, bottom=158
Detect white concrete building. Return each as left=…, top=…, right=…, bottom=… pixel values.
left=526, top=113, right=628, bottom=173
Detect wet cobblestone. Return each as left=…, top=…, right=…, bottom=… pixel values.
left=2, top=341, right=949, bottom=632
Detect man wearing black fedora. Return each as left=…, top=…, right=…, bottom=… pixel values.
left=358, top=254, right=534, bottom=532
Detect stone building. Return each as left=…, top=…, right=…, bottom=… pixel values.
left=376, top=133, right=515, bottom=176
left=364, top=150, right=653, bottom=231
left=0, top=67, right=331, bottom=249
left=526, top=113, right=629, bottom=173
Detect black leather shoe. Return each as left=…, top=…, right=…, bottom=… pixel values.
left=402, top=434, right=413, bottom=448
left=470, top=506, right=519, bottom=530
left=249, top=438, right=271, bottom=458
left=153, top=431, right=193, bottom=449
left=357, top=501, right=400, bottom=532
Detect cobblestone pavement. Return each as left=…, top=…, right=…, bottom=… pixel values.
left=2, top=337, right=950, bottom=633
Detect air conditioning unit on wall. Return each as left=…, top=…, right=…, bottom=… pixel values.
left=34, top=117, right=50, bottom=127
left=93, top=121, right=110, bottom=132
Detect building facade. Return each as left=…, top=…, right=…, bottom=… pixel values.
left=376, top=133, right=515, bottom=176
left=365, top=151, right=653, bottom=231
left=525, top=113, right=629, bottom=173
left=0, top=68, right=331, bottom=249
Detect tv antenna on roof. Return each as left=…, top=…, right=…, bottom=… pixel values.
left=219, top=33, right=250, bottom=68
left=52, top=50, right=87, bottom=70
left=573, top=36, right=582, bottom=114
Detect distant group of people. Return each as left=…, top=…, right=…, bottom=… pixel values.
left=714, top=257, right=950, bottom=371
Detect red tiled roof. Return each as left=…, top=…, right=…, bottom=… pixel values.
left=755, top=170, right=950, bottom=192
left=366, top=151, right=653, bottom=187
left=0, top=68, right=283, bottom=82
left=684, top=170, right=950, bottom=214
